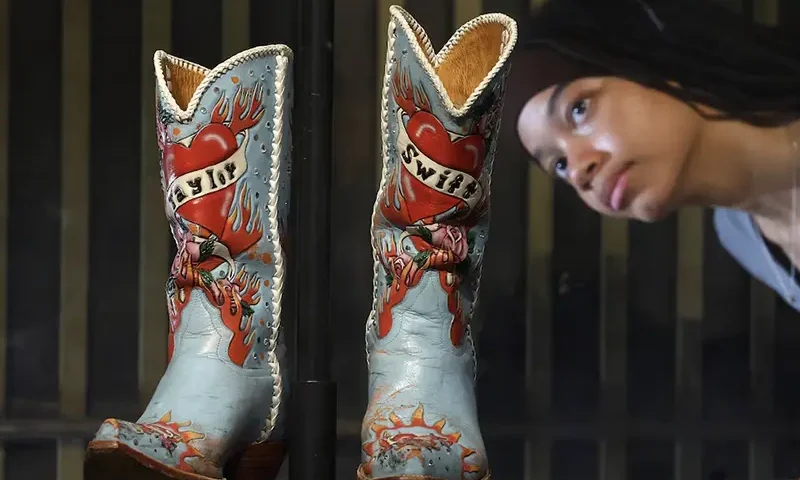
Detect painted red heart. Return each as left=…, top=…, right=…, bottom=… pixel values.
left=399, top=111, right=486, bottom=223
left=164, top=123, right=239, bottom=242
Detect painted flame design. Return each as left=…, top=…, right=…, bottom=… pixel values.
left=165, top=182, right=265, bottom=366
left=139, top=411, right=206, bottom=472
left=361, top=404, right=480, bottom=478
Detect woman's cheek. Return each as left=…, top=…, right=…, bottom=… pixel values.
left=575, top=123, right=593, bottom=136
left=593, top=130, right=617, bottom=156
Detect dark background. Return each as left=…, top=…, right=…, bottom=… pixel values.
left=1, top=0, right=800, bottom=478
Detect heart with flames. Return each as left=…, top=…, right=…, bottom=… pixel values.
left=162, top=82, right=266, bottom=267
left=381, top=65, right=488, bottom=228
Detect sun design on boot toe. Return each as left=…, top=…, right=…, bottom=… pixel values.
left=361, top=404, right=480, bottom=477
left=136, top=412, right=206, bottom=472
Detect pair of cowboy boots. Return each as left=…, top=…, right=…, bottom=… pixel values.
left=83, top=6, right=516, bottom=480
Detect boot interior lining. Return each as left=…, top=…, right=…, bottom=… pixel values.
left=436, top=23, right=506, bottom=109
left=161, top=24, right=505, bottom=114
left=165, top=60, right=207, bottom=111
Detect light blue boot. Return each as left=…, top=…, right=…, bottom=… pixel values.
left=85, top=45, right=293, bottom=480
left=359, top=7, right=517, bottom=480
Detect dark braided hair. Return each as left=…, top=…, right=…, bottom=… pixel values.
left=522, top=0, right=800, bottom=127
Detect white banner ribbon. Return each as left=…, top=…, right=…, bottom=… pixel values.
left=395, top=110, right=484, bottom=212
left=166, top=132, right=249, bottom=213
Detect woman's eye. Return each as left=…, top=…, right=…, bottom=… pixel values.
left=554, top=157, right=568, bottom=178
left=570, top=99, right=589, bottom=124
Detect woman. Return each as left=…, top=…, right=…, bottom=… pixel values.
left=516, top=0, right=800, bottom=307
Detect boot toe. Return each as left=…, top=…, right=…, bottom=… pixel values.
left=86, top=418, right=221, bottom=479
left=359, top=406, right=487, bottom=480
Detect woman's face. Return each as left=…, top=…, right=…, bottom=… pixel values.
left=516, top=76, right=704, bottom=222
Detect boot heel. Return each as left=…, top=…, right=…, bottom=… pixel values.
left=224, top=441, right=286, bottom=480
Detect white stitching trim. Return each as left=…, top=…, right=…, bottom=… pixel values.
left=257, top=53, right=290, bottom=442
left=366, top=18, right=398, bottom=368
left=387, top=6, right=518, bottom=117
left=153, top=45, right=294, bottom=123
left=465, top=81, right=510, bottom=380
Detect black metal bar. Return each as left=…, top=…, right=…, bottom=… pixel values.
left=289, top=381, right=338, bottom=477
left=289, top=0, right=336, bottom=477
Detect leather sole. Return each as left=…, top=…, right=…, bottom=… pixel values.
left=356, top=464, right=491, bottom=480
left=85, top=439, right=285, bottom=480
left=224, top=441, right=286, bottom=480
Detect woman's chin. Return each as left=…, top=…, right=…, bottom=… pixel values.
left=631, top=194, right=672, bottom=222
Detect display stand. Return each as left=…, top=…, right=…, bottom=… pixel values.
left=288, top=0, right=337, bottom=479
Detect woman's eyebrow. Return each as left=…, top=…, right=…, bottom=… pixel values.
left=547, top=80, right=573, bottom=119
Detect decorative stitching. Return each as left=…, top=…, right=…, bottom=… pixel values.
left=366, top=18, right=399, bottom=369
left=388, top=6, right=518, bottom=118
left=465, top=78, right=510, bottom=381
left=257, top=53, right=290, bottom=442
left=153, top=45, right=293, bottom=443
left=153, top=45, right=294, bottom=123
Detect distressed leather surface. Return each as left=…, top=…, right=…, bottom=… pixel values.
left=361, top=7, right=517, bottom=480
left=90, top=46, right=293, bottom=478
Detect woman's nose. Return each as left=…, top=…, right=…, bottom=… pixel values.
left=568, top=150, right=607, bottom=191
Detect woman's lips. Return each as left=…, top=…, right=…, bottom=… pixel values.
left=610, top=170, right=629, bottom=211
left=598, top=162, right=632, bottom=212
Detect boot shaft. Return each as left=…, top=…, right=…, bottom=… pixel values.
left=154, top=46, right=293, bottom=373
left=371, top=6, right=517, bottom=351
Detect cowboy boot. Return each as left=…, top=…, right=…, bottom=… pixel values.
left=358, top=6, right=517, bottom=480
left=84, top=45, right=293, bottom=480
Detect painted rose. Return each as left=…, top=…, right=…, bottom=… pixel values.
left=390, top=255, right=408, bottom=280
left=169, top=225, right=224, bottom=303
left=425, top=224, right=469, bottom=262
left=170, top=230, right=201, bottom=282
